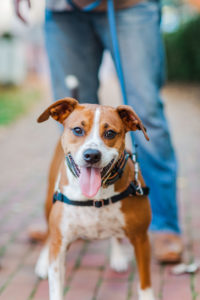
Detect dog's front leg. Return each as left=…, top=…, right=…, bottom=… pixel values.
left=110, top=237, right=129, bottom=272
left=129, top=234, right=155, bottom=300
left=48, top=239, right=66, bottom=300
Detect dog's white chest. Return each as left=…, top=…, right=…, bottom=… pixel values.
left=61, top=202, right=125, bottom=241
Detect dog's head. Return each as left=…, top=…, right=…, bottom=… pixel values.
left=38, top=98, right=149, bottom=197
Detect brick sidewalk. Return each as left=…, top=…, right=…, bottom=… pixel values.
left=0, top=79, right=200, bottom=300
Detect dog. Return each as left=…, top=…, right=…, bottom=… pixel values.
left=35, top=97, right=155, bottom=300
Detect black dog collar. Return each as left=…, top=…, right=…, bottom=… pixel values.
left=53, top=181, right=149, bottom=208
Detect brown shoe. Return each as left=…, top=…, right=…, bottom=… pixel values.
left=152, top=233, right=183, bottom=264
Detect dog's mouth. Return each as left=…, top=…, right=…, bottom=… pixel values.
left=67, top=153, right=115, bottom=198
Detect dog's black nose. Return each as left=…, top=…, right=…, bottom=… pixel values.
left=83, top=149, right=101, bottom=164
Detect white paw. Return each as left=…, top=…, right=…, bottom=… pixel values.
left=35, top=245, right=49, bottom=279
left=35, top=263, right=48, bottom=279
left=110, top=254, right=129, bottom=272
left=110, top=238, right=129, bottom=272
left=138, top=288, right=155, bottom=300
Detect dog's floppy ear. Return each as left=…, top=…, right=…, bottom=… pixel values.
left=37, top=97, right=78, bottom=123
left=117, top=105, right=149, bottom=141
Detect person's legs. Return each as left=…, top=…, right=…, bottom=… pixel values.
left=44, top=9, right=104, bottom=103
left=93, top=1, right=180, bottom=234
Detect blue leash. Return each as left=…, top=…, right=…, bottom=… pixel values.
left=107, top=0, right=128, bottom=106
left=67, top=0, right=137, bottom=153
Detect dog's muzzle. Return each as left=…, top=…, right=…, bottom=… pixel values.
left=83, top=148, right=102, bottom=165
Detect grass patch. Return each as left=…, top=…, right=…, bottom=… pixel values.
left=0, top=85, right=41, bottom=126
left=164, top=15, right=200, bottom=82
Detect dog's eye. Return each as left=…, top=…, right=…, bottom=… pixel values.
left=104, top=130, right=117, bottom=139
left=72, top=127, right=85, bottom=136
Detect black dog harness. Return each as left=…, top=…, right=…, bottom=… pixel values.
left=53, top=151, right=149, bottom=208
left=53, top=182, right=149, bottom=208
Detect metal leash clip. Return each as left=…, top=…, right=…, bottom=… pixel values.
left=132, top=150, right=143, bottom=196
left=135, top=180, right=144, bottom=196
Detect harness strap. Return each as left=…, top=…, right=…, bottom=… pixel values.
left=102, top=151, right=130, bottom=186
left=53, top=182, right=149, bottom=208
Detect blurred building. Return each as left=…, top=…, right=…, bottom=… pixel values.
left=0, top=0, right=46, bottom=85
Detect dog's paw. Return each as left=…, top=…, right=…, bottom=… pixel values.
left=35, top=245, right=49, bottom=279
left=110, top=238, right=129, bottom=272
left=138, top=288, right=155, bottom=300
left=35, top=262, right=48, bottom=279
left=110, top=253, right=129, bottom=272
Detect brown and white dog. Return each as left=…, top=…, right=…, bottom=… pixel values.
left=35, top=97, right=155, bottom=300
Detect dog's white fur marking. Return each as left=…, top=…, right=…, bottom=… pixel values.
left=54, top=172, right=61, bottom=192
left=138, top=287, right=155, bottom=300
left=83, top=108, right=101, bottom=148
left=75, top=108, right=118, bottom=169
left=110, top=237, right=129, bottom=272
left=35, top=242, right=49, bottom=279
left=48, top=253, right=65, bottom=300
left=60, top=201, right=125, bottom=241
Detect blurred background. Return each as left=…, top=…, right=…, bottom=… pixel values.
left=0, top=1, right=200, bottom=300
left=0, top=0, right=199, bottom=127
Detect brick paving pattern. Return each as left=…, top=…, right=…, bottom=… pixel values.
left=0, top=79, right=200, bottom=300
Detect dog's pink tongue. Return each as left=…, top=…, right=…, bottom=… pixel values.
left=79, top=167, right=101, bottom=198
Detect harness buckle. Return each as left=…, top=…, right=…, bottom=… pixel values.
left=93, top=200, right=104, bottom=208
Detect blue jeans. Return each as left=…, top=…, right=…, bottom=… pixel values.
left=44, top=1, right=180, bottom=233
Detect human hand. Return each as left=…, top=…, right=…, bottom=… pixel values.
left=14, top=0, right=31, bottom=24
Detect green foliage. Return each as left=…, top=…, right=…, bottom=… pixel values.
left=164, top=15, right=200, bottom=82
left=1, top=32, right=14, bottom=40
left=0, top=86, right=40, bottom=125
